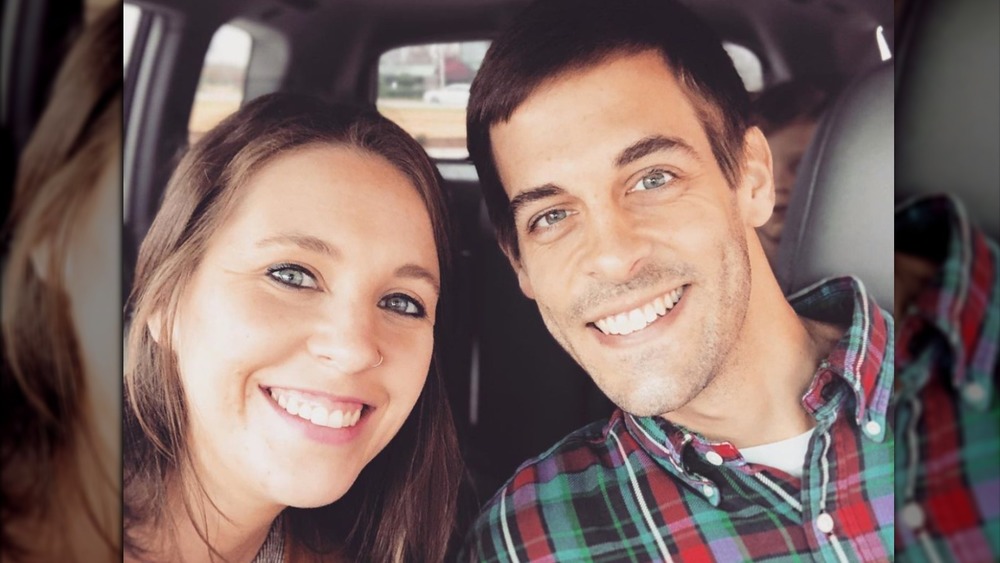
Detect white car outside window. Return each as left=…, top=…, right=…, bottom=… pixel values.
left=422, top=83, right=471, bottom=105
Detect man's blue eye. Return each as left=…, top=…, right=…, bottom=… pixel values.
left=267, top=265, right=318, bottom=289
left=380, top=293, right=426, bottom=317
left=633, top=169, right=675, bottom=191
left=531, top=209, right=569, bottom=231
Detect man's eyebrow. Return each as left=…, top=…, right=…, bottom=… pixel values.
left=395, top=264, right=441, bottom=295
left=256, top=233, right=340, bottom=257
left=509, top=184, right=566, bottom=221
left=614, top=135, right=698, bottom=168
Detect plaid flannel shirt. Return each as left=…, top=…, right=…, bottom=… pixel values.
left=894, top=195, right=1000, bottom=562
left=463, top=276, right=895, bottom=562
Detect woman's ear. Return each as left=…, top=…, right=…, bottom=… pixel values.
left=147, top=311, right=163, bottom=344
left=29, top=240, right=53, bottom=282
left=738, top=126, right=777, bottom=228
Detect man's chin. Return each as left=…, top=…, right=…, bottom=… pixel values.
left=595, top=376, right=696, bottom=419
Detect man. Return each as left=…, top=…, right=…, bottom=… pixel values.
left=462, top=0, right=894, bottom=560
left=751, top=81, right=832, bottom=266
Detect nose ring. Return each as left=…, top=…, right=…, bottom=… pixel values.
left=372, top=353, right=384, bottom=369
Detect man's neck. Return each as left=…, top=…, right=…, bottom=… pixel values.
left=661, top=272, right=845, bottom=449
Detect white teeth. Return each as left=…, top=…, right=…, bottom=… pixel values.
left=643, top=303, right=657, bottom=323
left=328, top=410, right=344, bottom=428
left=654, top=297, right=666, bottom=316
left=309, top=407, right=328, bottom=426
left=628, top=310, right=644, bottom=331
left=593, top=286, right=686, bottom=336
left=268, top=388, right=364, bottom=429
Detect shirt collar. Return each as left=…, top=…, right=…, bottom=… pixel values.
left=621, top=275, right=894, bottom=470
left=790, top=276, right=894, bottom=438
left=896, top=194, right=999, bottom=408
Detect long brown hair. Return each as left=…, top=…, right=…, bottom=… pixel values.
left=0, top=6, right=121, bottom=561
left=124, top=93, right=462, bottom=562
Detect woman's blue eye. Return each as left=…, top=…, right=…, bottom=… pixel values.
left=633, top=169, right=675, bottom=191
left=379, top=293, right=426, bottom=317
left=530, top=209, right=569, bottom=231
left=267, top=264, right=318, bottom=289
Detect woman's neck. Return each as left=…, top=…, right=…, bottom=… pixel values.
left=129, top=473, right=283, bottom=563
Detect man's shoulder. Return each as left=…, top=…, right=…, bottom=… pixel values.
left=485, top=417, right=612, bottom=504
left=462, top=417, right=622, bottom=557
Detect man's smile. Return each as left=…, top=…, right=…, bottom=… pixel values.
left=589, top=284, right=687, bottom=336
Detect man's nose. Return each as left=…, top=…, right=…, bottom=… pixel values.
left=582, top=207, right=652, bottom=283
left=306, top=300, right=383, bottom=375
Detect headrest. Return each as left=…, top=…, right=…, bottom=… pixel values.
left=896, top=0, right=999, bottom=239
left=776, top=63, right=894, bottom=308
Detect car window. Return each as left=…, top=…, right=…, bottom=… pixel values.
left=377, top=41, right=490, bottom=160
left=723, top=42, right=764, bottom=93
left=123, top=4, right=141, bottom=70
left=188, top=24, right=253, bottom=145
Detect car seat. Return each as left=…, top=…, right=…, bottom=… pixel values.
left=776, top=62, right=894, bottom=308
left=895, top=0, right=998, bottom=240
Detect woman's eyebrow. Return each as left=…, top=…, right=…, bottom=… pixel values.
left=255, top=233, right=340, bottom=257
left=255, top=233, right=438, bottom=292
left=395, top=263, right=441, bottom=295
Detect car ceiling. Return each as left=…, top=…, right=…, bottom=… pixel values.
left=134, top=0, right=893, bottom=102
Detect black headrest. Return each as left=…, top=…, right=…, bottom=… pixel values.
left=776, top=63, right=894, bottom=308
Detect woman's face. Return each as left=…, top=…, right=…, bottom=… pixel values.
left=167, top=145, right=439, bottom=511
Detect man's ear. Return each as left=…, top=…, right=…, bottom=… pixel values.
left=738, top=126, right=776, bottom=228
left=501, top=244, right=536, bottom=300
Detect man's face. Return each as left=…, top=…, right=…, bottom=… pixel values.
left=491, top=50, right=775, bottom=417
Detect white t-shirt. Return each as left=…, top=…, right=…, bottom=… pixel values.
left=739, top=427, right=816, bottom=478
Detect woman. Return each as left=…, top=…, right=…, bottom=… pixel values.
left=123, top=94, right=462, bottom=562
left=1, top=7, right=121, bottom=561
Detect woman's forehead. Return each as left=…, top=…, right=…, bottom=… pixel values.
left=212, top=145, right=440, bottom=270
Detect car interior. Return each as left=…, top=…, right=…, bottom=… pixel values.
left=895, top=0, right=999, bottom=241
left=22, top=0, right=1000, bottom=547
left=114, top=1, right=897, bottom=517
left=115, top=0, right=908, bottom=537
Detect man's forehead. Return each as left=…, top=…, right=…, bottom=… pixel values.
left=489, top=51, right=715, bottom=189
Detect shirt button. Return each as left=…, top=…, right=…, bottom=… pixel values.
left=864, top=420, right=882, bottom=436
left=815, top=513, right=835, bottom=534
left=705, top=451, right=724, bottom=466
left=964, top=382, right=986, bottom=404
left=702, top=484, right=716, bottom=497
left=902, top=502, right=925, bottom=530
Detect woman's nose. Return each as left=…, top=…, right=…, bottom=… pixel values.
left=305, top=301, right=383, bottom=374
